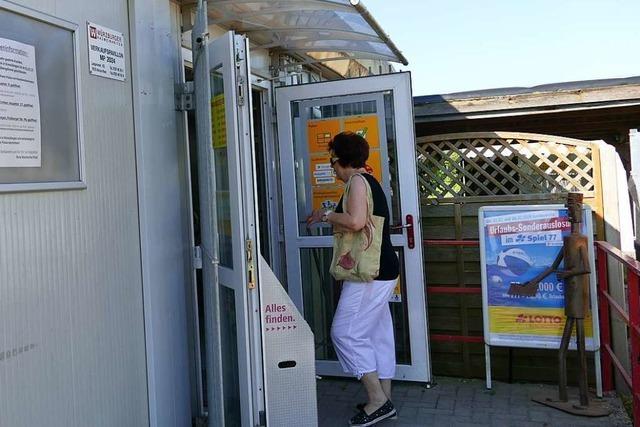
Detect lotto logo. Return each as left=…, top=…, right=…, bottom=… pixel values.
left=515, top=314, right=562, bottom=324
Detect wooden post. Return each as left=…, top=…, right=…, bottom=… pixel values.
left=599, top=143, right=633, bottom=387
left=628, top=129, right=640, bottom=259
left=627, top=271, right=640, bottom=426
left=597, top=245, right=614, bottom=392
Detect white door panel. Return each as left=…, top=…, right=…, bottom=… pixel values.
left=192, top=18, right=264, bottom=425
left=275, top=73, right=432, bottom=382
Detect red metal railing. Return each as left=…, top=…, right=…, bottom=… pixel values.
left=424, top=239, right=483, bottom=344
left=596, top=241, right=640, bottom=426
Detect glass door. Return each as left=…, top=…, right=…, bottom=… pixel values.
left=192, top=11, right=264, bottom=425
left=275, top=73, right=431, bottom=382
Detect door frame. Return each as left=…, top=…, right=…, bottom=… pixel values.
left=250, top=76, right=286, bottom=280
left=275, top=72, right=432, bottom=382
left=191, top=20, right=265, bottom=425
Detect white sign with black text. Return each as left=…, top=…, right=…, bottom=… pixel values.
left=87, top=22, right=125, bottom=81
left=0, top=37, right=41, bottom=168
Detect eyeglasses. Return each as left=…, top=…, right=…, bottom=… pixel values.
left=330, top=157, right=339, bottom=167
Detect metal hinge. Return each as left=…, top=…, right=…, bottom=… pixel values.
left=237, top=75, right=245, bottom=107
left=246, top=239, right=255, bottom=289
left=235, top=36, right=245, bottom=63
left=193, top=245, right=202, bottom=270
left=175, top=81, right=195, bottom=111
left=234, top=35, right=246, bottom=107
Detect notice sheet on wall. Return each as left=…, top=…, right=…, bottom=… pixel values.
left=0, top=37, right=41, bottom=168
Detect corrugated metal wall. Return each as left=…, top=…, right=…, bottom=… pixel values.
left=0, top=1, right=148, bottom=426
left=131, top=1, right=194, bottom=425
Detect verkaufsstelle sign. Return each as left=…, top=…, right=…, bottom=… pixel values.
left=478, top=205, right=600, bottom=350
left=87, top=22, right=125, bottom=81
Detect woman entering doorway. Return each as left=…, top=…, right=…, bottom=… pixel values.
left=307, top=131, right=399, bottom=426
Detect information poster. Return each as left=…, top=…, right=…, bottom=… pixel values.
left=0, top=37, right=41, bottom=167
left=479, top=205, right=599, bottom=350
left=366, top=149, right=383, bottom=183
left=307, top=119, right=340, bottom=153
left=389, top=252, right=402, bottom=302
left=343, top=115, right=380, bottom=149
left=309, top=154, right=335, bottom=186
left=306, top=114, right=384, bottom=211
left=87, top=22, right=126, bottom=81
left=211, top=94, right=226, bottom=148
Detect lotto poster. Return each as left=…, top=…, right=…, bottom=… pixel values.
left=478, top=205, right=599, bottom=350
left=307, top=115, right=383, bottom=211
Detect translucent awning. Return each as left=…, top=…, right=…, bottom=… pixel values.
left=204, top=0, right=408, bottom=65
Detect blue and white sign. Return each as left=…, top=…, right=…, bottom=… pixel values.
left=479, top=204, right=599, bottom=350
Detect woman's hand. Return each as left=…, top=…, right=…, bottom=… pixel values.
left=306, top=208, right=325, bottom=226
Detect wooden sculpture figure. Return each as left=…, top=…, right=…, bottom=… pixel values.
left=509, top=193, right=590, bottom=407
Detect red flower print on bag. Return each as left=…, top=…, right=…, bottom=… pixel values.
left=337, top=251, right=356, bottom=270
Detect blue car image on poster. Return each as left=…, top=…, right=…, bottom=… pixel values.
left=478, top=205, right=599, bottom=351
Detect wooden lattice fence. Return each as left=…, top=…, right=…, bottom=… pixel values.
left=417, top=132, right=602, bottom=207
left=416, top=132, right=604, bottom=382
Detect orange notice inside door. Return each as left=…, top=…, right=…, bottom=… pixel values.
left=307, top=119, right=340, bottom=153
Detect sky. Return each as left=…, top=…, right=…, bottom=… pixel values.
left=362, top=0, right=640, bottom=96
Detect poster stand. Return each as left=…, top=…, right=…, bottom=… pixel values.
left=478, top=205, right=602, bottom=397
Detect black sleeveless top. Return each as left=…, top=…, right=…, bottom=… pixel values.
left=335, top=174, right=400, bottom=280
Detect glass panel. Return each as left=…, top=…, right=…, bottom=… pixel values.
left=205, top=3, right=404, bottom=62
left=300, top=247, right=411, bottom=364
left=219, top=285, right=241, bottom=426
left=291, top=100, right=334, bottom=238
left=210, top=68, right=233, bottom=268
left=383, top=91, right=402, bottom=231
left=210, top=6, right=377, bottom=37
left=391, top=248, right=411, bottom=364
left=0, top=8, right=81, bottom=186
left=291, top=98, right=388, bottom=238
left=252, top=89, right=270, bottom=264
left=277, top=39, right=395, bottom=57
left=300, top=247, right=337, bottom=360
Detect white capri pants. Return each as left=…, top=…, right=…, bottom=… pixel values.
left=330, top=279, right=397, bottom=380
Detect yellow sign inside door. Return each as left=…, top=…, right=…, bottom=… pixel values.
left=307, top=114, right=384, bottom=215
left=307, top=119, right=340, bottom=153
left=211, top=94, right=227, bottom=148
left=343, top=115, right=380, bottom=149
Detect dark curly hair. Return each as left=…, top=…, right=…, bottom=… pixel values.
left=328, top=131, right=369, bottom=168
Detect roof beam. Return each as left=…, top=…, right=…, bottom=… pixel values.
left=414, top=84, right=640, bottom=122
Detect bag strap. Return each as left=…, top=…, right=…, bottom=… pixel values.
left=343, top=173, right=374, bottom=220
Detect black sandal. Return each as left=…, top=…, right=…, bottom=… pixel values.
left=355, top=402, right=395, bottom=416
left=349, top=400, right=396, bottom=426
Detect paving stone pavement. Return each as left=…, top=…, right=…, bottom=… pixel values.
left=316, top=376, right=632, bottom=426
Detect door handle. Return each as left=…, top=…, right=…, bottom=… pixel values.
left=390, top=224, right=411, bottom=230
left=391, top=214, right=415, bottom=249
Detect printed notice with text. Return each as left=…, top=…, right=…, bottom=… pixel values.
left=0, top=37, right=41, bottom=168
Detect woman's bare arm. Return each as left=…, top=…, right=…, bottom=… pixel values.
left=326, top=175, right=368, bottom=232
